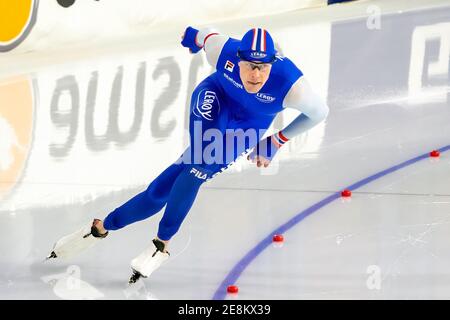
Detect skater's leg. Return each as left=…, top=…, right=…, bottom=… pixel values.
left=128, top=164, right=213, bottom=282
left=47, top=162, right=187, bottom=260
left=157, top=165, right=212, bottom=241
left=103, top=162, right=185, bottom=231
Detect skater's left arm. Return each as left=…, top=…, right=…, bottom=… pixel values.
left=279, top=76, right=329, bottom=138
left=180, top=26, right=228, bottom=69
left=248, top=77, right=329, bottom=167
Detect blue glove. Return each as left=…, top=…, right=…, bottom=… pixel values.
left=181, top=26, right=203, bottom=54
left=247, top=132, right=289, bottom=167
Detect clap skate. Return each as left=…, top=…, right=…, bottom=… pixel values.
left=128, top=238, right=170, bottom=284
left=46, top=219, right=108, bottom=260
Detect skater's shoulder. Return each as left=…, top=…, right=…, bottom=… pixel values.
left=266, top=56, right=301, bottom=89
left=220, top=37, right=241, bottom=56
left=272, top=54, right=301, bottom=73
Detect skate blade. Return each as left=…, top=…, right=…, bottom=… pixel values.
left=128, top=270, right=145, bottom=285
left=44, top=251, right=57, bottom=262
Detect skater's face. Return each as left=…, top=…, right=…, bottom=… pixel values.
left=238, top=60, right=272, bottom=93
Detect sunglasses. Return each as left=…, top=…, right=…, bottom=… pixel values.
left=239, top=60, right=273, bottom=71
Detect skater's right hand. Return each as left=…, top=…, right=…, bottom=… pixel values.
left=247, top=131, right=289, bottom=168
left=181, top=26, right=203, bottom=54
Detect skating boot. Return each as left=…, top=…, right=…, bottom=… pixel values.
left=46, top=219, right=108, bottom=260
left=128, top=238, right=170, bottom=284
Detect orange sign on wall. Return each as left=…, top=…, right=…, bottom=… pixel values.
left=0, top=0, right=39, bottom=52
left=0, top=77, right=35, bottom=201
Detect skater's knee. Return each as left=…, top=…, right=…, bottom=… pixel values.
left=146, top=180, right=175, bottom=207
left=146, top=184, right=168, bottom=203
left=103, top=213, right=122, bottom=231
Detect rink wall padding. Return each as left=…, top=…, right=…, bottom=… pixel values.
left=0, top=0, right=325, bottom=54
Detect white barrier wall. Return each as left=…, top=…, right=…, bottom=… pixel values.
left=1, top=0, right=325, bottom=54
